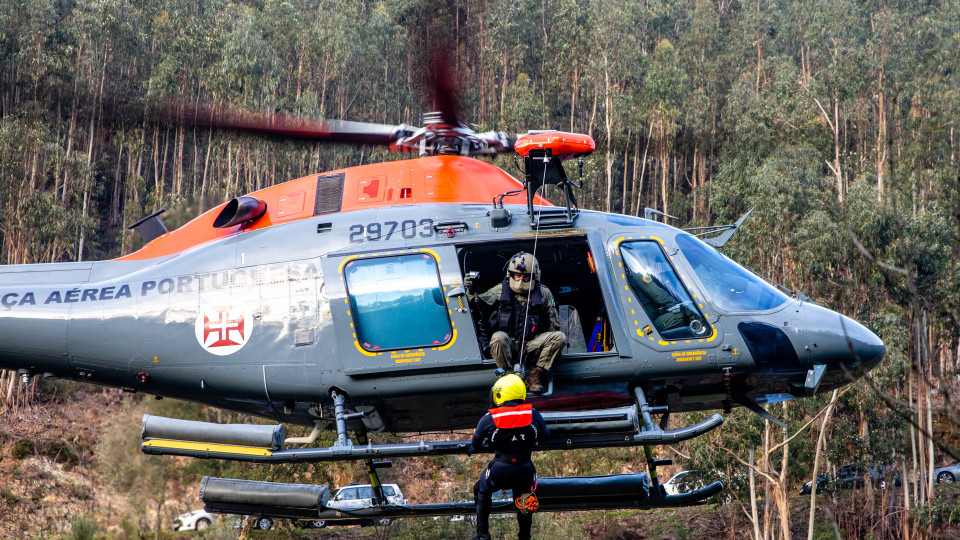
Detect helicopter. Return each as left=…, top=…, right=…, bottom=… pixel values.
left=0, top=56, right=886, bottom=523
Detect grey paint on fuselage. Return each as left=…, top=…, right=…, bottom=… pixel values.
left=0, top=203, right=883, bottom=431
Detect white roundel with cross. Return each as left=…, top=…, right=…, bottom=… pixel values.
left=195, top=305, right=253, bottom=356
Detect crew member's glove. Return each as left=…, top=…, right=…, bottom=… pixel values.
left=463, top=274, right=475, bottom=293
left=466, top=444, right=475, bottom=457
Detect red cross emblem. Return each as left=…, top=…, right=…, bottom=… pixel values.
left=195, top=305, right=252, bottom=355
left=203, top=309, right=245, bottom=347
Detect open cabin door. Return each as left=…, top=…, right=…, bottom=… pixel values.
left=321, top=245, right=482, bottom=376
left=457, top=235, right=620, bottom=363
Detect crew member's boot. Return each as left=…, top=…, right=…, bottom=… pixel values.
left=526, top=367, right=546, bottom=393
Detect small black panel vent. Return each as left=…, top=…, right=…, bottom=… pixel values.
left=314, top=173, right=344, bottom=215
left=738, top=322, right=800, bottom=369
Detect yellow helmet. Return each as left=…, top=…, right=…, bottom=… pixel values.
left=491, top=373, right=526, bottom=406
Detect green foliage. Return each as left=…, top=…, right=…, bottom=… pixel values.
left=68, top=515, right=98, bottom=540
left=916, top=483, right=960, bottom=526
left=39, top=439, right=81, bottom=470
left=119, top=517, right=139, bottom=540
left=0, top=488, right=18, bottom=505
left=11, top=439, right=34, bottom=460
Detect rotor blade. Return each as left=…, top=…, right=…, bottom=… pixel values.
left=426, top=48, right=461, bottom=127
left=156, top=101, right=406, bottom=146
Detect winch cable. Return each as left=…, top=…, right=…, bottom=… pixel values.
left=516, top=160, right=549, bottom=368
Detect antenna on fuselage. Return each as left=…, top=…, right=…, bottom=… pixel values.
left=683, top=208, right=754, bottom=248
left=128, top=208, right=169, bottom=244
left=643, top=208, right=679, bottom=222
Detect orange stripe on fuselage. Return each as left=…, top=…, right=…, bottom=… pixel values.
left=115, top=156, right=552, bottom=262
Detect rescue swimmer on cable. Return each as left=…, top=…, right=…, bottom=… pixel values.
left=469, top=374, right=548, bottom=540
left=0, top=41, right=888, bottom=529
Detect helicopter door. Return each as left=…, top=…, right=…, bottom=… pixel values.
left=322, top=246, right=480, bottom=376
left=457, top=236, right=618, bottom=361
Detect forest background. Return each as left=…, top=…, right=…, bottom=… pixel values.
left=1, top=0, right=959, bottom=538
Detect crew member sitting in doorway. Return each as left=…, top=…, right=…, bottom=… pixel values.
left=470, top=373, right=549, bottom=540
left=464, top=252, right=565, bottom=393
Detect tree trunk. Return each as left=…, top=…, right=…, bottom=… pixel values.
left=634, top=123, right=653, bottom=216
left=603, top=54, right=613, bottom=213
left=621, top=130, right=630, bottom=214
left=777, top=404, right=791, bottom=540
left=807, top=389, right=839, bottom=540
left=876, top=68, right=886, bottom=203
left=62, top=90, right=78, bottom=203
left=750, top=446, right=761, bottom=540
left=570, top=65, right=578, bottom=133
left=78, top=55, right=106, bottom=262
left=763, top=422, right=771, bottom=540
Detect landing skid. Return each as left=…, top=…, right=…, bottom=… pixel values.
left=199, top=473, right=726, bottom=522
left=141, top=401, right=722, bottom=463
left=142, top=387, right=725, bottom=518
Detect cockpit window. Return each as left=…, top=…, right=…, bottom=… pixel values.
left=675, top=234, right=789, bottom=312
left=620, top=242, right=709, bottom=340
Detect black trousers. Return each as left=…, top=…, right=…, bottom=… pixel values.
left=475, top=459, right=535, bottom=540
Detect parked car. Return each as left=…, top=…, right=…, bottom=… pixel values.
left=662, top=470, right=736, bottom=502
left=324, top=483, right=407, bottom=527
left=799, top=463, right=900, bottom=494
left=663, top=470, right=695, bottom=496
left=933, top=462, right=960, bottom=484
left=234, top=515, right=275, bottom=530
left=295, top=518, right=328, bottom=529
left=866, top=463, right=902, bottom=490
left=449, top=490, right=510, bottom=522
left=249, top=516, right=275, bottom=530
left=173, top=509, right=215, bottom=532
left=327, top=483, right=407, bottom=510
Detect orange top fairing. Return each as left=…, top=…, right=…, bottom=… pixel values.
left=115, top=156, right=551, bottom=261
left=514, top=132, right=596, bottom=159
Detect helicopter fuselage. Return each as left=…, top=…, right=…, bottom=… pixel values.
left=0, top=156, right=884, bottom=433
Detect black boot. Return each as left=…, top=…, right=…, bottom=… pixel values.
left=526, top=367, right=545, bottom=393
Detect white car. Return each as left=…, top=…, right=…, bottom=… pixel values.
left=662, top=471, right=685, bottom=495
left=323, top=483, right=407, bottom=527
left=174, top=509, right=278, bottom=531
left=173, top=509, right=215, bottom=531
left=662, top=470, right=733, bottom=502
left=326, top=483, right=407, bottom=510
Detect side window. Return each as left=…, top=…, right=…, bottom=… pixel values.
left=619, top=242, right=709, bottom=340
left=344, top=254, right=452, bottom=351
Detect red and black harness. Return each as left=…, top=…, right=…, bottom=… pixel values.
left=488, top=404, right=539, bottom=464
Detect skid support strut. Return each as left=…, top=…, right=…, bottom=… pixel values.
left=332, top=391, right=351, bottom=447
left=356, top=431, right=391, bottom=507
left=332, top=392, right=390, bottom=506
left=634, top=387, right=673, bottom=498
